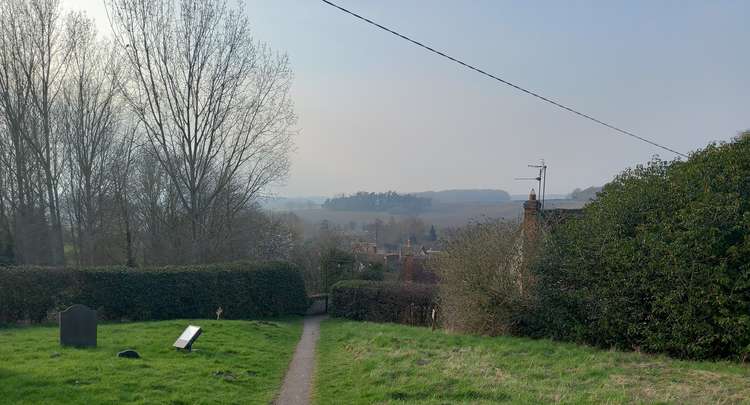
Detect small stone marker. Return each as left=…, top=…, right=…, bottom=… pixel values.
left=173, top=325, right=202, bottom=351
left=117, top=349, right=140, bottom=359
left=59, top=304, right=97, bottom=347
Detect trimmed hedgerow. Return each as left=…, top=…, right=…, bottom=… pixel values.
left=0, top=261, right=307, bottom=323
left=330, top=280, right=436, bottom=326
left=0, top=266, right=77, bottom=323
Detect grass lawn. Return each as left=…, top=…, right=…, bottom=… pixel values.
left=314, top=319, right=750, bottom=404
left=0, top=318, right=302, bottom=404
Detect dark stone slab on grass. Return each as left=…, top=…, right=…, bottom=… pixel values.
left=59, top=304, right=97, bottom=348
left=117, top=349, right=140, bottom=359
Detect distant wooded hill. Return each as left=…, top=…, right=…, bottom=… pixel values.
left=323, top=191, right=431, bottom=213
left=262, top=196, right=328, bottom=210
left=413, top=189, right=511, bottom=204
left=321, top=189, right=513, bottom=213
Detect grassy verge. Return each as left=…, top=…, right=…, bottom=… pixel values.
left=314, top=319, right=750, bottom=404
left=0, top=318, right=302, bottom=404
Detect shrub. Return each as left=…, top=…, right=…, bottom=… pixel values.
left=399, top=257, right=439, bottom=284
left=330, top=280, right=436, bottom=326
left=319, top=248, right=356, bottom=292
left=431, top=220, right=535, bottom=336
left=530, top=134, right=750, bottom=360
left=0, top=261, right=307, bottom=324
left=0, top=267, right=77, bottom=323
left=355, top=262, right=385, bottom=281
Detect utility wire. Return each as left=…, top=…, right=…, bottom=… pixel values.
left=321, top=0, right=688, bottom=158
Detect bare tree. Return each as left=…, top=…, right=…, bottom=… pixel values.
left=0, top=0, right=297, bottom=266
left=0, top=0, right=73, bottom=265
left=131, top=149, right=190, bottom=265
left=0, top=120, right=15, bottom=264
left=60, top=14, right=122, bottom=265
left=0, top=0, right=35, bottom=264
left=106, top=0, right=296, bottom=262
left=110, top=124, right=140, bottom=267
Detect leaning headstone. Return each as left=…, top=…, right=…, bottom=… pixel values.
left=173, top=325, right=202, bottom=351
left=117, top=349, right=140, bottom=359
left=59, top=304, right=97, bottom=348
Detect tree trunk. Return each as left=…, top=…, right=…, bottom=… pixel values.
left=45, top=170, right=64, bottom=266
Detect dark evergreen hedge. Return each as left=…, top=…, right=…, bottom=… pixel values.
left=0, top=262, right=307, bottom=323
left=330, top=280, right=436, bottom=326
left=528, top=135, right=750, bottom=360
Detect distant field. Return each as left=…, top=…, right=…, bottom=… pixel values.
left=314, top=319, right=750, bottom=404
left=288, top=199, right=585, bottom=231
left=0, top=319, right=302, bottom=404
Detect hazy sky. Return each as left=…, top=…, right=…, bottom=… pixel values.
left=64, top=0, right=749, bottom=197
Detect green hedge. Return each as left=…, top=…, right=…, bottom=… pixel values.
left=0, top=261, right=307, bottom=323
left=528, top=135, right=750, bottom=360
left=330, top=280, right=437, bottom=326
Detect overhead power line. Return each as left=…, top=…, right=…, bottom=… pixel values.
left=320, top=0, right=688, bottom=158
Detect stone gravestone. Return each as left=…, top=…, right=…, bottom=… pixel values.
left=59, top=304, right=97, bottom=347
left=173, top=325, right=202, bottom=351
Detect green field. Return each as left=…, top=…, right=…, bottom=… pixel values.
left=0, top=319, right=302, bottom=404
left=314, top=319, right=750, bottom=404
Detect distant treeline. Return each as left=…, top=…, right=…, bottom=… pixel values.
left=569, top=186, right=603, bottom=201
left=323, top=192, right=431, bottom=213
left=414, top=189, right=510, bottom=204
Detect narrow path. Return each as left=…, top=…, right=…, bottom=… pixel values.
left=275, top=315, right=326, bottom=405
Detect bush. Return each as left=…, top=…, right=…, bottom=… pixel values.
left=0, top=267, right=77, bottom=323
left=400, top=257, right=439, bottom=284
left=0, top=261, right=307, bottom=323
left=330, top=280, right=436, bottom=326
left=319, top=248, right=356, bottom=292
left=530, top=134, right=750, bottom=360
left=355, top=262, right=385, bottom=281
left=432, top=220, right=535, bottom=336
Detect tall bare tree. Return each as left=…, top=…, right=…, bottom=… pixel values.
left=106, top=0, right=296, bottom=262
left=60, top=14, right=121, bottom=265
left=110, top=124, right=139, bottom=267
left=0, top=0, right=73, bottom=265
left=0, top=120, right=16, bottom=264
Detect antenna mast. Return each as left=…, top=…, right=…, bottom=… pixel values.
left=515, top=159, right=548, bottom=210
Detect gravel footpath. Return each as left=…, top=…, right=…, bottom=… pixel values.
left=274, top=315, right=326, bottom=405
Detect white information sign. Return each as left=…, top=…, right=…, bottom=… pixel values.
left=173, top=325, right=202, bottom=350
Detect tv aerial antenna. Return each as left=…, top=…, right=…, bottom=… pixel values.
left=514, top=159, right=548, bottom=210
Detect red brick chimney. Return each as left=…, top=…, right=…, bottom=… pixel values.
left=523, top=189, right=541, bottom=239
